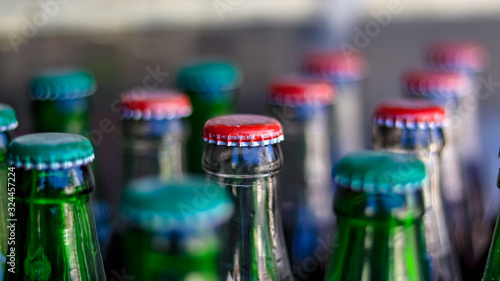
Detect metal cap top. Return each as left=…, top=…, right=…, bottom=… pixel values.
left=7, top=133, right=94, bottom=170
left=177, top=61, right=243, bottom=92
left=121, top=176, right=234, bottom=233
left=29, top=68, right=96, bottom=100
left=333, top=151, right=426, bottom=194
left=426, top=41, right=488, bottom=72
left=302, top=50, right=368, bottom=83
left=267, top=77, right=335, bottom=106
left=203, top=114, right=284, bottom=147
left=0, top=103, right=18, bottom=132
left=373, top=99, right=446, bottom=129
left=120, top=90, right=192, bottom=120
left=402, top=69, right=471, bottom=98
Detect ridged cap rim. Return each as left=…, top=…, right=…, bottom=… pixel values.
left=373, top=99, right=446, bottom=129
left=119, top=90, right=192, bottom=120
left=267, top=77, right=335, bottom=106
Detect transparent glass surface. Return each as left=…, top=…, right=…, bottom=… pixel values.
left=373, top=125, right=461, bottom=281
left=203, top=144, right=293, bottom=281
left=5, top=165, right=106, bottom=281
left=270, top=105, right=334, bottom=281
left=0, top=131, right=14, bottom=281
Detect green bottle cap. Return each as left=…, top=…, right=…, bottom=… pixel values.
left=29, top=68, right=97, bottom=100
left=7, top=133, right=94, bottom=170
left=121, top=176, right=234, bottom=233
left=333, top=151, right=426, bottom=193
left=177, top=61, right=242, bottom=92
left=0, top=103, right=18, bottom=132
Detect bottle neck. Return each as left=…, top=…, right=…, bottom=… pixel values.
left=8, top=165, right=105, bottom=281
left=122, top=119, right=187, bottom=184
left=0, top=131, right=14, bottom=162
left=483, top=203, right=500, bottom=279
left=326, top=188, right=430, bottom=281
left=32, top=98, right=90, bottom=134
left=202, top=144, right=292, bottom=280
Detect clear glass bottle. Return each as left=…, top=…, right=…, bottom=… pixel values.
left=5, top=133, right=106, bottom=280
left=119, top=90, right=192, bottom=184
left=0, top=104, right=17, bottom=281
left=118, top=176, right=233, bottom=281
left=372, top=99, right=461, bottom=280
left=426, top=41, right=491, bottom=265
left=267, top=78, right=335, bottom=281
left=324, top=151, right=431, bottom=281
left=29, top=68, right=112, bottom=252
left=177, top=61, right=242, bottom=174
left=403, top=69, right=487, bottom=279
left=302, top=50, right=368, bottom=158
left=202, top=114, right=293, bottom=280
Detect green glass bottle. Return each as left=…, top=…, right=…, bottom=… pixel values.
left=482, top=149, right=500, bottom=280
left=119, top=176, right=233, bottom=281
left=202, top=114, right=293, bottom=280
left=177, top=61, right=242, bottom=174
left=5, top=133, right=105, bottom=280
left=29, top=68, right=112, bottom=253
left=267, top=78, right=336, bottom=280
left=0, top=104, right=18, bottom=281
left=324, top=151, right=431, bottom=281
left=119, top=90, right=192, bottom=184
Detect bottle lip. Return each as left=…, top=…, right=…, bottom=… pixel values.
left=373, top=99, right=446, bottom=129
left=302, top=50, right=368, bottom=82
left=402, top=69, right=471, bottom=98
left=119, top=90, right=192, bottom=120
left=7, top=133, right=95, bottom=170
left=29, top=68, right=96, bottom=101
left=203, top=114, right=284, bottom=147
left=267, top=77, right=335, bottom=106
left=426, top=40, right=488, bottom=72
left=0, top=103, right=18, bottom=132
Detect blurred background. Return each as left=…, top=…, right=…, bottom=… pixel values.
left=0, top=0, right=499, bottom=218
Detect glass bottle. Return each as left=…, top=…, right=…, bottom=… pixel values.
left=324, top=151, right=431, bottom=281
left=119, top=90, right=192, bottom=184
left=372, top=99, right=461, bottom=280
left=0, top=104, right=17, bottom=281
left=202, top=114, right=293, bottom=280
left=177, top=61, right=242, bottom=174
left=266, top=78, right=335, bottom=281
left=29, top=68, right=112, bottom=253
left=482, top=152, right=500, bottom=280
left=426, top=41, right=491, bottom=264
left=302, top=50, right=368, bottom=158
left=118, top=176, right=233, bottom=281
left=5, top=133, right=106, bottom=280
left=403, top=69, right=487, bottom=278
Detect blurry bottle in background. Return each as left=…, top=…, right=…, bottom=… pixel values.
left=176, top=61, right=242, bottom=174
left=118, top=176, right=233, bottom=281
left=302, top=50, right=368, bottom=159
left=372, top=99, right=461, bottom=280
left=482, top=150, right=500, bottom=280
left=403, top=70, right=489, bottom=279
left=119, top=90, right=192, bottom=185
left=5, top=133, right=106, bottom=281
left=426, top=41, right=491, bottom=255
left=0, top=104, right=17, bottom=281
left=29, top=68, right=112, bottom=252
left=325, top=151, right=431, bottom=281
left=267, top=78, right=335, bottom=281
left=202, top=114, right=293, bottom=281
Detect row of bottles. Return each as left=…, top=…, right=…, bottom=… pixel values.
left=0, top=39, right=498, bottom=281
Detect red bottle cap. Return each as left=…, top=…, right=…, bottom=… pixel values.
left=402, top=69, right=470, bottom=97
left=426, top=41, right=487, bottom=72
left=203, top=114, right=284, bottom=147
left=268, top=77, right=335, bottom=106
left=120, top=90, right=192, bottom=120
left=373, top=99, right=446, bottom=129
left=302, top=50, right=368, bottom=82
